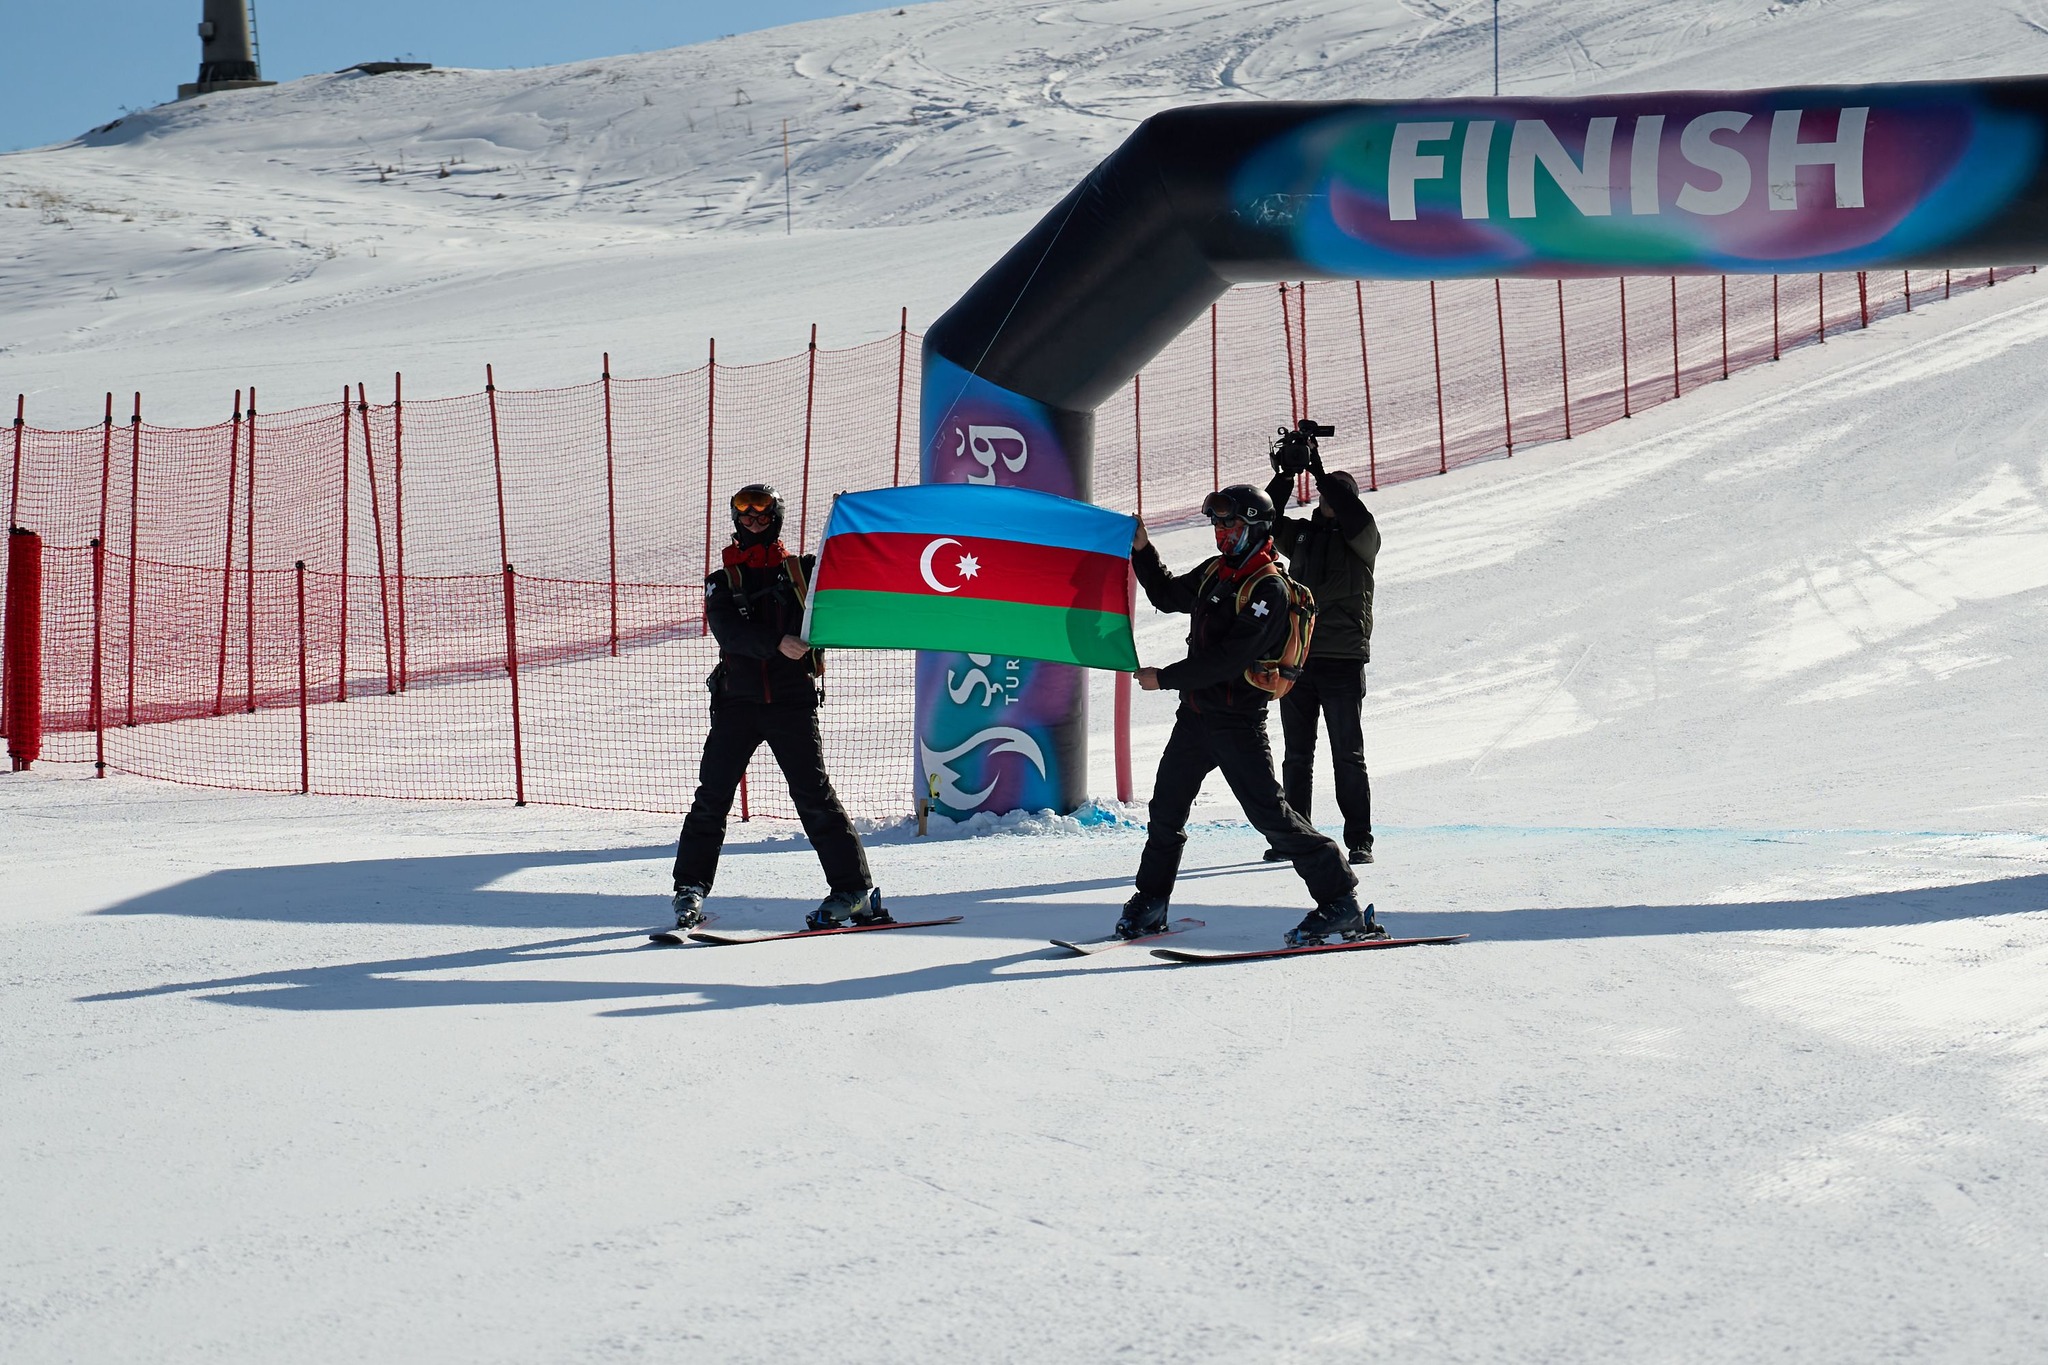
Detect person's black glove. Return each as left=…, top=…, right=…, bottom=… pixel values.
left=1307, top=442, right=1325, bottom=477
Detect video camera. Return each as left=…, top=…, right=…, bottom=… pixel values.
left=1269, top=418, right=1336, bottom=477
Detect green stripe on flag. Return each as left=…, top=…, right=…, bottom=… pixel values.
left=806, top=589, right=1138, bottom=671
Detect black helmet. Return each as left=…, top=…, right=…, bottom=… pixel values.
left=729, top=483, right=784, bottom=543
left=1203, top=484, right=1276, bottom=529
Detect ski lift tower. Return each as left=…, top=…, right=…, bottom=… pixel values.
left=177, top=0, right=276, bottom=99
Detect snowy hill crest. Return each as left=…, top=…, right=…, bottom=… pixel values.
left=6, top=0, right=2048, bottom=420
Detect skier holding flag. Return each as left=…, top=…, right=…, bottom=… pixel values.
left=668, top=484, right=890, bottom=933
left=1122, top=486, right=1382, bottom=946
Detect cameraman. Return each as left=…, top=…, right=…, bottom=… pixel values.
left=1264, top=427, right=1382, bottom=866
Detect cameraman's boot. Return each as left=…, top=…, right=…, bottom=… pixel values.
left=1285, top=895, right=1385, bottom=947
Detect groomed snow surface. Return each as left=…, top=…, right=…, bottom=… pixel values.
left=9, top=273, right=2048, bottom=1362
left=7, top=0, right=2048, bottom=1360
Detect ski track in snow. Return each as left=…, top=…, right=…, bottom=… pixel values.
left=7, top=2, right=2048, bottom=1361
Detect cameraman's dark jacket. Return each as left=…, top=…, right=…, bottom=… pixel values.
left=1133, top=541, right=1290, bottom=714
left=1265, top=469, right=1381, bottom=661
left=705, top=551, right=822, bottom=705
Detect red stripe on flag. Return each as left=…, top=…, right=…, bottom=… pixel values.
left=818, top=532, right=1131, bottom=615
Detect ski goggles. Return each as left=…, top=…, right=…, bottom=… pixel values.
left=1202, top=491, right=1250, bottom=525
left=730, top=489, right=778, bottom=513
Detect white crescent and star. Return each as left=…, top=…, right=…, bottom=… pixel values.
left=918, top=537, right=982, bottom=593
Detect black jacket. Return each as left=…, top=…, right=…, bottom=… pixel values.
left=705, top=552, right=821, bottom=705
left=1134, top=541, right=1290, bottom=713
left=1266, top=469, right=1381, bottom=661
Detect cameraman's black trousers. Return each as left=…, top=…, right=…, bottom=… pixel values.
left=673, top=698, right=871, bottom=896
left=1277, top=657, right=1374, bottom=855
left=1136, top=703, right=1355, bottom=905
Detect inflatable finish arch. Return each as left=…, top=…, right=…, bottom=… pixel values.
left=915, top=78, right=2048, bottom=816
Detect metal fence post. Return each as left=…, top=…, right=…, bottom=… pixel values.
left=1209, top=303, right=1220, bottom=492
left=602, top=354, right=620, bottom=656
left=1356, top=281, right=1379, bottom=488
left=1279, top=284, right=1298, bottom=424
left=702, top=339, right=717, bottom=621
left=1496, top=279, right=1514, bottom=453
left=124, top=394, right=141, bottom=725
left=1720, top=278, right=1730, bottom=379
left=1557, top=281, right=1572, bottom=438
left=486, top=364, right=510, bottom=574
left=295, top=560, right=309, bottom=794
left=892, top=307, right=908, bottom=488
left=1669, top=277, right=1681, bottom=398
left=5, top=395, right=20, bottom=531
left=212, top=392, right=241, bottom=716
left=799, top=323, right=818, bottom=547
left=392, top=372, right=409, bottom=691
left=1430, top=281, right=1447, bottom=473
left=337, top=387, right=351, bottom=702
left=1619, top=279, right=1632, bottom=417
left=245, top=388, right=258, bottom=712
left=91, top=537, right=105, bottom=776
left=358, top=384, right=396, bottom=694
left=502, top=564, right=526, bottom=807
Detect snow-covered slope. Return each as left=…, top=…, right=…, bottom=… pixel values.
left=5, top=6, right=2048, bottom=1361
left=7, top=0, right=2048, bottom=421
left=8, top=272, right=2048, bottom=1364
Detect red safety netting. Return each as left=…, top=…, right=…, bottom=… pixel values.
left=2, top=267, right=2030, bottom=818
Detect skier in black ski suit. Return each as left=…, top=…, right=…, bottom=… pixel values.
left=1122, top=484, right=1382, bottom=946
left=669, top=484, right=889, bottom=932
left=1263, top=458, right=1382, bottom=866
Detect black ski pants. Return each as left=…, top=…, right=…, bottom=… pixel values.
left=1136, top=702, right=1355, bottom=905
left=673, top=697, right=871, bottom=896
left=1277, top=656, right=1374, bottom=854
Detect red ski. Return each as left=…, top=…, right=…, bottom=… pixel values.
left=1150, top=933, right=1468, bottom=964
left=686, top=915, right=964, bottom=945
left=1050, top=918, right=1205, bottom=956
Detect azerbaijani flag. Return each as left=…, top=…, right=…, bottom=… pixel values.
left=802, top=485, right=1138, bottom=670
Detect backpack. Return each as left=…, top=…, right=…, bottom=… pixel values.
left=724, top=554, right=824, bottom=678
left=1197, top=559, right=1317, bottom=698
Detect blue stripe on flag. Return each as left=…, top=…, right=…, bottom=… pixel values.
left=820, top=485, right=1136, bottom=558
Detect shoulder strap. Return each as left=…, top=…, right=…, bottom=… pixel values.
left=1231, top=561, right=1284, bottom=612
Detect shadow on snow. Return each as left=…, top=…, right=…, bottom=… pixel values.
left=75, top=838, right=2048, bottom=1015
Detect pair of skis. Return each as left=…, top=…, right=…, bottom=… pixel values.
left=1053, top=915, right=1466, bottom=962
left=650, top=911, right=1465, bottom=962
left=649, top=915, right=964, bottom=946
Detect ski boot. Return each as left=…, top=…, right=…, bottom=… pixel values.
left=1348, top=846, right=1374, bottom=866
left=850, top=887, right=895, bottom=927
left=1285, top=894, right=1386, bottom=947
left=1261, top=848, right=1290, bottom=864
left=671, top=883, right=709, bottom=931
left=807, top=886, right=893, bottom=931
left=1114, top=892, right=1171, bottom=941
